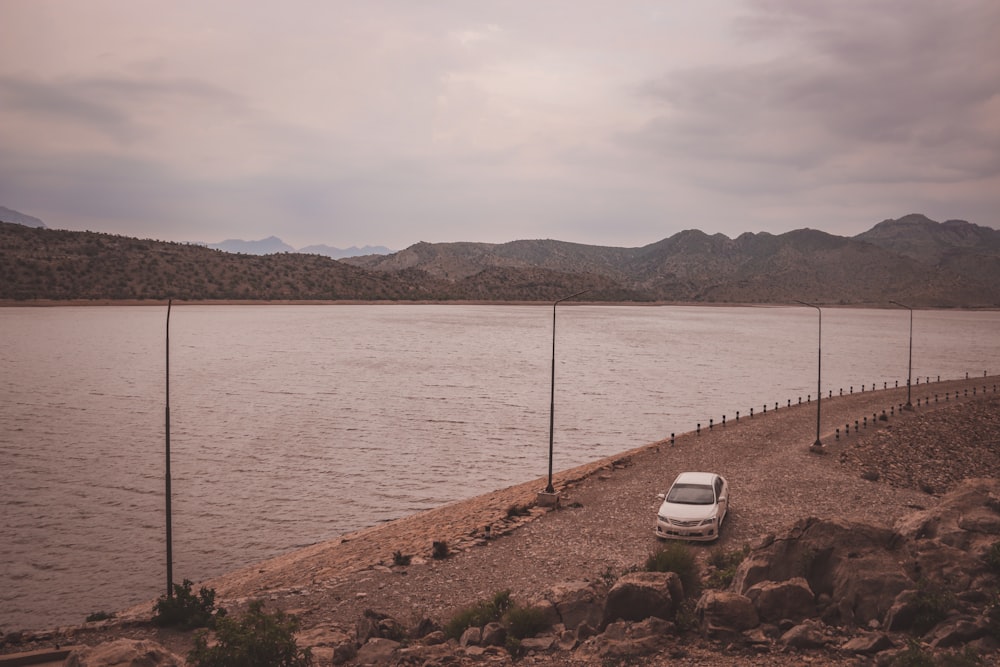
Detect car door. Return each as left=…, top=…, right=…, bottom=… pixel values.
left=714, top=476, right=728, bottom=522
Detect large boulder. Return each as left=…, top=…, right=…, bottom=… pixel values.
left=64, top=639, right=184, bottom=667
left=695, top=590, right=759, bottom=639
left=744, top=577, right=815, bottom=623
left=895, top=478, right=1000, bottom=552
left=541, top=581, right=606, bottom=632
left=733, top=517, right=909, bottom=626
left=601, top=571, right=682, bottom=627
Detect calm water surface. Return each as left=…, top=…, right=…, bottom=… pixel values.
left=1, top=304, right=998, bottom=631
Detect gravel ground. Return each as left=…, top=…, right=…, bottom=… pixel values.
left=6, top=376, right=999, bottom=665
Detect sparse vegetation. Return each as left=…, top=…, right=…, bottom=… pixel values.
left=644, top=542, right=701, bottom=598
left=503, top=604, right=550, bottom=639
left=706, top=544, right=750, bottom=589
left=444, top=590, right=513, bottom=640
left=392, top=550, right=411, bottom=566
left=506, top=503, right=531, bottom=518
left=152, top=579, right=226, bottom=630
left=188, top=600, right=312, bottom=667
left=442, top=590, right=551, bottom=643
left=911, top=581, right=957, bottom=636
left=986, top=541, right=1000, bottom=572
left=85, top=611, right=115, bottom=623
left=432, top=540, right=450, bottom=559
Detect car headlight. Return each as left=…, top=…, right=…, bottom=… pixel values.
left=699, top=516, right=717, bottom=526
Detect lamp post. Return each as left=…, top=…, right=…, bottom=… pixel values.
left=795, top=300, right=823, bottom=450
left=164, top=299, right=174, bottom=597
left=889, top=300, right=914, bottom=409
left=546, top=289, right=589, bottom=494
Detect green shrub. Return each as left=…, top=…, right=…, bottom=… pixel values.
left=444, top=590, right=512, bottom=640
left=986, top=541, right=1000, bottom=572
left=889, top=640, right=935, bottom=667
left=392, top=550, right=412, bottom=566
left=503, top=605, right=549, bottom=639
left=506, top=504, right=531, bottom=518
left=188, top=600, right=312, bottom=667
left=706, top=545, right=749, bottom=589
left=85, top=611, right=115, bottom=623
left=432, top=540, right=450, bottom=559
left=644, top=542, right=701, bottom=598
left=153, top=579, right=226, bottom=630
left=911, top=581, right=956, bottom=636
left=937, top=646, right=984, bottom=666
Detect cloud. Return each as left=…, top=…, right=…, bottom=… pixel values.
left=630, top=0, right=1000, bottom=196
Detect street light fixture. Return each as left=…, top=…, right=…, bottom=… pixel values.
left=546, top=289, right=589, bottom=494
left=164, top=299, right=174, bottom=597
left=795, top=300, right=823, bottom=451
left=889, top=300, right=914, bottom=409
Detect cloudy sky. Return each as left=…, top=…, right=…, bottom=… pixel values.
left=1, top=1, right=997, bottom=251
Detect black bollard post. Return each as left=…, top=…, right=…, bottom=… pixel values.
left=763, top=404, right=766, bottom=414
left=697, top=423, right=701, bottom=436
left=750, top=407, right=754, bottom=418
left=723, top=415, right=726, bottom=427
left=884, top=382, right=887, bottom=389
left=895, top=380, right=898, bottom=388
left=855, top=420, right=859, bottom=432
left=840, top=388, right=843, bottom=396
left=846, top=423, right=850, bottom=436
left=671, top=433, right=675, bottom=446
left=736, top=411, right=740, bottom=422
left=710, top=418, right=714, bottom=430
left=798, top=396, right=802, bottom=405
left=836, top=428, right=840, bottom=440
left=776, top=402, right=779, bottom=410
left=808, top=394, right=811, bottom=403
left=863, top=416, right=867, bottom=429
left=788, top=399, right=792, bottom=407
left=891, top=406, right=895, bottom=416
left=850, top=386, right=853, bottom=394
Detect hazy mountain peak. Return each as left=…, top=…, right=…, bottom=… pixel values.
left=0, top=206, right=46, bottom=228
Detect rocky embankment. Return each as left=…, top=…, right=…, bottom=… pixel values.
left=4, top=379, right=1000, bottom=666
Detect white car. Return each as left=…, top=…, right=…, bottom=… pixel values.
left=655, top=471, right=729, bottom=541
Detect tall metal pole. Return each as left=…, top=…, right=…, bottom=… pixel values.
left=795, top=301, right=822, bottom=449
left=165, top=299, right=173, bottom=597
left=890, top=301, right=914, bottom=409
left=546, top=289, right=589, bottom=494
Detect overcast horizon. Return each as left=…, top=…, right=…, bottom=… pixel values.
left=2, top=1, right=998, bottom=251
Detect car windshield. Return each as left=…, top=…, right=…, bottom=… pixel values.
left=666, top=483, right=715, bottom=505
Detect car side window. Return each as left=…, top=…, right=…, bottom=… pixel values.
left=714, top=477, right=723, bottom=498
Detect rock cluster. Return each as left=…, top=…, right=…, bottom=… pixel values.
left=305, top=478, right=1000, bottom=665
left=54, top=477, right=1000, bottom=665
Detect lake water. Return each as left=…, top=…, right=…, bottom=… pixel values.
left=1, top=304, right=998, bottom=632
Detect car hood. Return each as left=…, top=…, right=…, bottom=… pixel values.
left=658, top=501, right=717, bottom=521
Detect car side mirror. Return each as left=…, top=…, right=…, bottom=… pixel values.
left=656, top=493, right=665, bottom=500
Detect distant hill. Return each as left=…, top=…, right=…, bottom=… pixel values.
left=343, top=217, right=999, bottom=307
left=204, top=237, right=392, bottom=258
left=207, top=236, right=295, bottom=254
left=1, top=215, right=997, bottom=306
left=854, top=214, right=1000, bottom=292
left=0, top=206, right=46, bottom=228
left=299, top=243, right=393, bottom=259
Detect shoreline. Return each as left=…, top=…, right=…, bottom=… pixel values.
left=125, top=374, right=1000, bottom=613
left=3, top=375, right=998, bottom=663
left=2, top=299, right=996, bottom=310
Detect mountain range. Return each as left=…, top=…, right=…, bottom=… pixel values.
left=204, top=236, right=392, bottom=258
left=0, top=213, right=997, bottom=306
